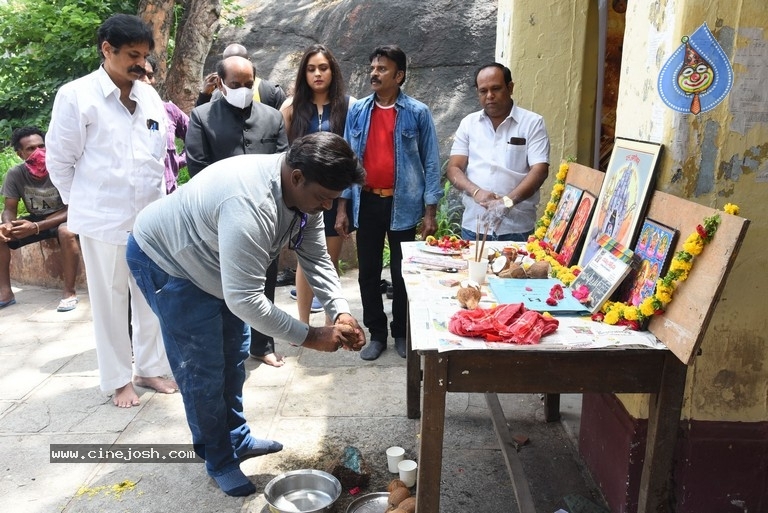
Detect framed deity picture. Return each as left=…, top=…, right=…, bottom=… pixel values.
left=577, top=138, right=662, bottom=268
left=557, top=190, right=596, bottom=267
left=619, top=218, right=678, bottom=306
left=543, top=184, right=583, bottom=253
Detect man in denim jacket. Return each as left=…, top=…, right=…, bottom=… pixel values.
left=336, top=45, right=442, bottom=360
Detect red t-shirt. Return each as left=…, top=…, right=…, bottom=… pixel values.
left=362, top=103, right=397, bottom=188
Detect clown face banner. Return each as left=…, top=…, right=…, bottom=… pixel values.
left=658, top=23, right=733, bottom=115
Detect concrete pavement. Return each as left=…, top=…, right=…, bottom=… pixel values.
left=0, top=269, right=605, bottom=513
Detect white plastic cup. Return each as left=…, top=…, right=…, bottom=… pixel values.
left=398, top=459, right=417, bottom=487
left=386, top=446, right=405, bottom=473
left=467, top=259, right=488, bottom=284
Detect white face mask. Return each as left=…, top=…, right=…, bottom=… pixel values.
left=222, top=84, right=254, bottom=109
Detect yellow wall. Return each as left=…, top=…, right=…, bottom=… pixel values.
left=498, top=0, right=768, bottom=422
left=614, top=0, right=768, bottom=422
left=496, top=0, right=598, bottom=167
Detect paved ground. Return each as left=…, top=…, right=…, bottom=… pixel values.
left=0, top=269, right=607, bottom=513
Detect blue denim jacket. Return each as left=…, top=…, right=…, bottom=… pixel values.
left=342, top=90, right=443, bottom=231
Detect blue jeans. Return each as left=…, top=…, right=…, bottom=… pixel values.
left=461, top=228, right=532, bottom=243
left=126, top=235, right=252, bottom=477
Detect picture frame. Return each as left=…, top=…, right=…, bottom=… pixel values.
left=557, top=190, right=596, bottom=267
left=569, top=234, right=634, bottom=314
left=619, top=218, right=678, bottom=307
left=577, top=138, right=662, bottom=268
left=543, top=184, right=583, bottom=253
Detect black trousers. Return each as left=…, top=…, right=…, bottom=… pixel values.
left=356, top=192, right=415, bottom=343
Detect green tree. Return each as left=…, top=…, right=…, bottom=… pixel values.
left=0, top=0, right=140, bottom=144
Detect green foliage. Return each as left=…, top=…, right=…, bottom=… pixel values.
left=382, top=238, right=390, bottom=268
left=0, top=0, right=139, bottom=145
left=221, top=0, right=245, bottom=27
left=0, top=146, right=27, bottom=216
left=434, top=180, right=463, bottom=238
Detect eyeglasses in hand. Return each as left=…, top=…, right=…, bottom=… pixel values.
left=288, top=212, right=308, bottom=250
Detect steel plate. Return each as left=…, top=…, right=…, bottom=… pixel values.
left=345, top=492, right=390, bottom=513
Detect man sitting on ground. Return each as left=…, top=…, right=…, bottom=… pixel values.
left=1, top=126, right=81, bottom=311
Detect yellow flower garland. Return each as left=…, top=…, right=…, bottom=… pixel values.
left=527, top=162, right=741, bottom=329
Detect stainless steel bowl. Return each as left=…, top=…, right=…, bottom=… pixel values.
left=264, top=469, right=341, bottom=513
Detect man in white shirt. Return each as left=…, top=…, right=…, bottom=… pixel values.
left=46, top=14, right=177, bottom=407
left=446, top=63, right=550, bottom=241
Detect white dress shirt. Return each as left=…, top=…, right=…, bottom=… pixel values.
left=451, top=103, right=550, bottom=235
left=46, top=66, right=167, bottom=245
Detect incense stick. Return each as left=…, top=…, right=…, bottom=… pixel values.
left=475, top=218, right=480, bottom=262
left=478, top=223, right=489, bottom=263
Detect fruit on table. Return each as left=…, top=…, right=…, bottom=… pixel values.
left=425, top=234, right=470, bottom=251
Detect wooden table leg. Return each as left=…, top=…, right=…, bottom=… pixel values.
left=486, top=393, right=537, bottom=513
left=543, top=393, right=561, bottom=422
left=406, top=307, right=421, bottom=419
left=637, top=352, right=688, bottom=513
left=416, top=353, right=448, bottom=513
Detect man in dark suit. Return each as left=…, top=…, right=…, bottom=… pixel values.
left=186, top=55, right=289, bottom=366
left=186, top=56, right=288, bottom=176
left=195, top=43, right=286, bottom=111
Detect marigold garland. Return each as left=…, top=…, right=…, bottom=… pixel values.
left=526, top=162, right=741, bottom=330
left=527, top=161, right=581, bottom=286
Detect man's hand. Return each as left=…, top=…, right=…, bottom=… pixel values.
left=334, top=201, right=350, bottom=239
left=479, top=199, right=509, bottom=233
left=303, top=314, right=366, bottom=352
left=420, top=207, right=437, bottom=240
left=334, top=313, right=366, bottom=350
left=9, top=219, right=37, bottom=239
left=0, top=223, right=11, bottom=242
left=474, top=189, right=498, bottom=206
left=200, top=72, right=218, bottom=95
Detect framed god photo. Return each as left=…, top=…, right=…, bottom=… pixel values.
left=577, top=138, right=662, bottom=268
left=558, top=190, right=596, bottom=267
left=543, top=184, right=583, bottom=253
left=620, top=218, right=678, bottom=306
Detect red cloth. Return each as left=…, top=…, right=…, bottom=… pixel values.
left=448, top=303, right=559, bottom=345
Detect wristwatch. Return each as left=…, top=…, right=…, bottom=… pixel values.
left=502, top=195, right=515, bottom=208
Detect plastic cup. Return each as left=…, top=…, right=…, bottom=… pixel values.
left=398, top=459, right=418, bottom=487
left=467, top=259, right=488, bottom=284
left=386, top=446, right=405, bottom=473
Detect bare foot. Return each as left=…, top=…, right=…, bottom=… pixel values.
left=134, top=375, right=179, bottom=394
left=113, top=382, right=141, bottom=408
left=252, top=353, right=285, bottom=367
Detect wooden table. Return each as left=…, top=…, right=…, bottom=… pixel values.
left=404, top=167, right=749, bottom=513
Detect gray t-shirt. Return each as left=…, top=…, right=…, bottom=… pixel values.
left=132, top=152, right=349, bottom=345
left=1, top=163, right=65, bottom=216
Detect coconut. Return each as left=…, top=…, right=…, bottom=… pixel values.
left=487, top=246, right=500, bottom=263
left=527, top=260, right=551, bottom=278
left=498, top=262, right=527, bottom=279
left=456, top=283, right=482, bottom=309
left=387, top=479, right=408, bottom=492
left=490, top=255, right=510, bottom=274
left=388, top=486, right=411, bottom=509
left=398, top=496, right=417, bottom=513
